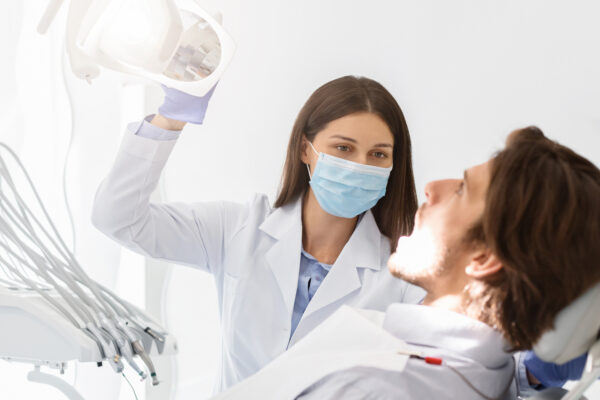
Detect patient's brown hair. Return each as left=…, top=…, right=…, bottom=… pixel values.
left=467, top=127, right=600, bottom=350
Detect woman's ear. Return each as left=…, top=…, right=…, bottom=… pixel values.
left=465, top=250, right=504, bottom=279
left=300, top=136, right=310, bottom=165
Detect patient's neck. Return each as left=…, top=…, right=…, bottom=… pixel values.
left=422, top=293, right=465, bottom=315
left=419, top=268, right=472, bottom=317
left=422, top=289, right=488, bottom=325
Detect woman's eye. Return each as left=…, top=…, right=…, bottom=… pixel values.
left=455, top=181, right=465, bottom=195
left=336, top=145, right=350, bottom=151
left=372, top=151, right=387, bottom=159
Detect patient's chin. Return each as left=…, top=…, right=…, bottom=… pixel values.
left=388, top=258, right=428, bottom=289
left=389, top=230, right=436, bottom=272
left=389, top=266, right=426, bottom=287
left=388, top=229, right=449, bottom=286
left=388, top=257, right=429, bottom=286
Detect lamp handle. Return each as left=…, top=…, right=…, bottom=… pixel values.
left=37, top=0, right=65, bottom=34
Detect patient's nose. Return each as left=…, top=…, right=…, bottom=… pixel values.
left=424, top=179, right=457, bottom=205
left=424, top=181, right=438, bottom=204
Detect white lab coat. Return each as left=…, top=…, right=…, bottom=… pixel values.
left=91, top=127, right=425, bottom=392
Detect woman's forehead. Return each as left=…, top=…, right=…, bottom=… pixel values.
left=317, top=112, right=394, bottom=144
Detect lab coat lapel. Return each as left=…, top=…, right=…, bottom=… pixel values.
left=259, top=197, right=303, bottom=324
left=301, top=211, right=383, bottom=320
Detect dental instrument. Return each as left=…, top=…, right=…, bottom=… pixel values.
left=0, top=142, right=176, bottom=399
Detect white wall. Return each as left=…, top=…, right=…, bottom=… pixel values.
left=1, top=0, right=599, bottom=399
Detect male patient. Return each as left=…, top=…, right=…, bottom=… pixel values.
left=295, top=127, right=600, bottom=399
left=213, top=127, right=600, bottom=399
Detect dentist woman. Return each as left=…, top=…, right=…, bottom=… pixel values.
left=91, top=76, right=425, bottom=392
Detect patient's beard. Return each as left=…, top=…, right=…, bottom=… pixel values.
left=389, top=227, right=462, bottom=292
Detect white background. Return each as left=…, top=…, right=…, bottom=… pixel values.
left=1, top=0, right=599, bottom=399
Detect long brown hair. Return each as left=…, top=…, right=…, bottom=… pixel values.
left=274, top=76, right=417, bottom=245
left=467, top=127, right=600, bottom=350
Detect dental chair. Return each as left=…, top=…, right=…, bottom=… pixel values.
left=526, top=282, right=600, bottom=399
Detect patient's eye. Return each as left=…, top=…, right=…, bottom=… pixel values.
left=336, top=145, right=351, bottom=152
left=455, top=181, right=465, bottom=195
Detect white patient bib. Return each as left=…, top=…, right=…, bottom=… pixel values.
left=211, top=306, right=411, bottom=400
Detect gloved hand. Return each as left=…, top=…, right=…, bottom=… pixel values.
left=158, top=84, right=217, bottom=125
left=524, top=351, right=587, bottom=388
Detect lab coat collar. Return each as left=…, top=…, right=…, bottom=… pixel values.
left=300, top=208, right=384, bottom=320
left=383, top=303, right=511, bottom=369
left=259, top=196, right=304, bottom=321
left=259, top=195, right=303, bottom=240
left=330, top=210, right=383, bottom=271
left=259, top=195, right=383, bottom=271
left=259, top=195, right=386, bottom=333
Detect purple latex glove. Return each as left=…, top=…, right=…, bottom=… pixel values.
left=158, top=84, right=217, bottom=125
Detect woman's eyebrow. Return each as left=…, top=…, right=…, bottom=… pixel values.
left=330, top=135, right=358, bottom=143
left=329, top=135, right=393, bottom=148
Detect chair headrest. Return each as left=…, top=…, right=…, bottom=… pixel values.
left=533, top=282, right=600, bottom=364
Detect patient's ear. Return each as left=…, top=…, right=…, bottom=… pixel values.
left=465, top=250, right=504, bottom=279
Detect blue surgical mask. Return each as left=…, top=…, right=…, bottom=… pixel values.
left=306, top=141, right=392, bottom=218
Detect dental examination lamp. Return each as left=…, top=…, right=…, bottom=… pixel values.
left=37, top=0, right=236, bottom=95
left=525, top=282, right=600, bottom=400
